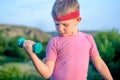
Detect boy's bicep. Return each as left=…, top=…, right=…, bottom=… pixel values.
left=86, top=34, right=99, bottom=57
left=90, top=55, right=104, bottom=67
left=45, top=60, right=55, bottom=75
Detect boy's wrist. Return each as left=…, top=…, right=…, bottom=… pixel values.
left=29, top=52, right=37, bottom=59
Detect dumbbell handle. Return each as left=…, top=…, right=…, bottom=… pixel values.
left=17, top=37, right=42, bottom=54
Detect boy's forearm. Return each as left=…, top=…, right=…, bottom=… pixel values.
left=96, top=60, right=113, bottom=80
left=29, top=53, right=51, bottom=79
left=91, top=56, right=113, bottom=80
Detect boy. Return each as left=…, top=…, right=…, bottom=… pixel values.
left=24, top=0, right=113, bottom=80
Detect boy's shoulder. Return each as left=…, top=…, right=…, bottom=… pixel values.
left=51, top=35, right=60, bottom=39
left=79, top=31, right=92, bottom=37
left=49, top=35, right=60, bottom=42
left=80, top=31, right=94, bottom=44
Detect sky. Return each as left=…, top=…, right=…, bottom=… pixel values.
left=0, top=0, right=120, bottom=32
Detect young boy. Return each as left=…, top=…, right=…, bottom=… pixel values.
left=23, top=0, right=113, bottom=80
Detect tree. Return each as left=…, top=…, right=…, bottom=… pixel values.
left=94, top=30, right=120, bottom=79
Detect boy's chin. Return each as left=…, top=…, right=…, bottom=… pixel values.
left=60, top=33, right=71, bottom=37
left=60, top=33, right=67, bottom=37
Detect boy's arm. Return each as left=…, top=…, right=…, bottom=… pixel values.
left=30, top=53, right=55, bottom=79
left=91, top=55, right=113, bottom=80
left=24, top=40, right=55, bottom=79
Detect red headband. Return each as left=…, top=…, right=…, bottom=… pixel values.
left=54, top=10, right=80, bottom=21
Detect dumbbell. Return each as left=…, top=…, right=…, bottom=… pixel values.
left=17, top=37, right=42, bottom=54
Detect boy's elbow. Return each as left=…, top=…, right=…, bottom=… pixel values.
left=43, top=75, right=51, bottom=79
left=42, top=72, right=52, bottom=79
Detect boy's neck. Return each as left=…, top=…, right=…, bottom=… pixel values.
left=72, top=30, right=79, bottom=35
left=60, top=30, right=79, bottom=37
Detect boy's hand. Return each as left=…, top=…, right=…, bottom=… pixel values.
left=23, top=40, right=36, bottom=55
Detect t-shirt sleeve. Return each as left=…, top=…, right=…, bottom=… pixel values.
left=45, top=38, right=57, bottom=61
left=88, top=34, right=99, bottom=57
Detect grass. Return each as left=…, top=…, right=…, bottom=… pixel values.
left=0, top=56, right=49, bottom=80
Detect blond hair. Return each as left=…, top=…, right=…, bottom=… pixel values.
left=52, top=0, right=80, bottom=18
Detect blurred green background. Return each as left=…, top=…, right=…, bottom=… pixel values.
left=0, top=25, right=120, bottom=80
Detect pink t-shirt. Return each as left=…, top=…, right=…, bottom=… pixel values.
left=45, top=31, right=99, bottom=80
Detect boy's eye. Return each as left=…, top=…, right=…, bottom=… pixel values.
left=63, top=24, right=68, bottom=27
left=55, top=23, right=59, bottom=26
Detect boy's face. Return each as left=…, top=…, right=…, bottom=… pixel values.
left=54, top=18, right=81, bottom=37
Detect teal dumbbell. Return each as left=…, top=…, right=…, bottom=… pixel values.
left=17, top=37, right=42, bottom=54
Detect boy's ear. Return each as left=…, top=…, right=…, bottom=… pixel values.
left=75, top=17, right=81, bottom=25
left=77, top=17, right=82, bottom=22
